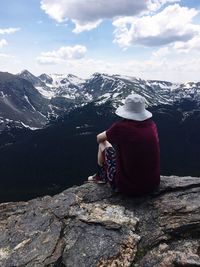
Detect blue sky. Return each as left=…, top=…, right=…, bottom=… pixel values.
left=0, top=0, right=200, bottom=82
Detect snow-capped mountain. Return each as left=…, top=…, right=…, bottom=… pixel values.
left=45, top=73, right=85, bottom=99
left=81, top=73, right=200, bottom=107
left=0, top=69, right=200, bottom=131
left=35, top=71, right=200, bottom=107
left=19, top=70, right=200, bottom=106
left=38, top=73, right=53, bottom=85
left=21, top=71, right=85, bottom=100
left=0, top=71, right=50, bottom=131
left=18, top=69, right=45, bottom=87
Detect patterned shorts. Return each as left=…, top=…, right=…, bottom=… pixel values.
left=98, top=147, right=117, bottom=187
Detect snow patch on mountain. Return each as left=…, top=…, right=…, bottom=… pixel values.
left=24, top=96, right=36, bottom=111
left=35, top=86, right=55, bottom=99
left=20, top=121, right=40, bottom=130
left=0, top=91, right=8, bottom=98
left=66, top=74, right=84, bottom=85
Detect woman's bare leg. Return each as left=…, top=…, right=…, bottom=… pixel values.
left=97, top=141, right=112, bottom=166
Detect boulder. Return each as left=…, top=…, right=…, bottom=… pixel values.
left=0, top=176, right=200, bottom=267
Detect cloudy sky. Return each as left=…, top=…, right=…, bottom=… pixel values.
left=0, top=0, right=200, bottom=82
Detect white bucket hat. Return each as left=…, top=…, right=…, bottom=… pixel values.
left=115, top=94, right=152, bottom=121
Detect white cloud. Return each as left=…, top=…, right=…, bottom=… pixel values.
left=40, top=0, right=182, bottom=32
left=152, top=46, right=170, bottom=58
left=37, top=57, right=60, bottom=65
left=0, top=39, right=7, bottom=49
left=40, top=0, right=149, bottom=32
left=119, top=44, right=200, bottom=82
left=46, top=54, right=200, bottom=83
left=6, top=52, right=200, bottom=83
left=41, top=0, right=147, bottom=21
left=72, top=20, right=102, bottom=33
left=0, top=53, right=11, bottom=58
left=0, top=27, right=20, bottom=34
left=173, top=34, right=200, bottom=53
left=151, top=29, right=200, bottom=55
left=37, top=45, right=87, bottom=65
left=113, top=4, right=199, bottom=47
left=147, top=0, right=180, bottom=12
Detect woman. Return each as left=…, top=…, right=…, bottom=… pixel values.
left=88, top=94, right=160, bottom=196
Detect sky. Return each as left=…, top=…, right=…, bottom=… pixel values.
left=0, top=0, right=200, bottom=82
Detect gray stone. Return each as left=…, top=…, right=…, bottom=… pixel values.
left=0, top=176, right=200, bottom=267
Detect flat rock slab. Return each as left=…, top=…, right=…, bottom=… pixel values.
left=0, top=176, right=200, bottom=267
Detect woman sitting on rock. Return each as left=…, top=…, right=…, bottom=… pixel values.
left=88, top=94, right=160, bottom=196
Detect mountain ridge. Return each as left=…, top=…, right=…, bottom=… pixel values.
left=0, top=71, right=49, bottom=130
left=0, top=69, right=199, bottom=131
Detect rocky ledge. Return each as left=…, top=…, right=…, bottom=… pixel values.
left=0, top=176, right=200, bottom=267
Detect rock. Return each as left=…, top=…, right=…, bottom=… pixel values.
left=0, top=176, right=200, bottom=267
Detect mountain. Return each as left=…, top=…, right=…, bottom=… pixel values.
left=0, top=72, right=50, bottom=130
left=19, top=70, right=200, bottom=108
left=38, top=73, right=53, bottom=84
left=19, top=71, right=86, bottom=101
left=0, top=70, right=200, bottom=132
left=82, top=73, right=177, bottom=105
left=18, top=69, right=45, bottom=87
left=0, top=71, right=89, bottom=131
left=34, top=73, right=85, bottom=100
left=17, top=71, right=89, bottom=123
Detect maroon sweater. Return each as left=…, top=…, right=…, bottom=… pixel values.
left=106, top=119, right=160, bottom=195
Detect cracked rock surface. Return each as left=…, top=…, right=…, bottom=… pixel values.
left=0, top=176, right=200, bottom=267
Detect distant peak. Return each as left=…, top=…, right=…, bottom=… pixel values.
left=38, top=73, right=51, bottom=79
left=19, top=69, right=32, bottom=75
left=90, top=72, right=112, bottom=79
left=38, top=73, right=53, bottom=84
left=18, top=70, right=37, bottom=79
left=67, top=74, right=76, bottom=78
